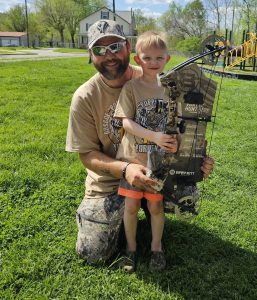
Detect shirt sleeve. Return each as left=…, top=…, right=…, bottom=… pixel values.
left=114, top=81, right=136, bottom=119
left=66, top=91, right=100, bottom=153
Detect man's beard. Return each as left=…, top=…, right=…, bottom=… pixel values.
left=93, top=55, right=130, bottom=80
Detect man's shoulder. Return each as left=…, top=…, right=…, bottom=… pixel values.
left=71, top=73, right=101, bottom=105
left=69, top=73, right=99, bottom=112
left=75, top=73, right=100, bottom=95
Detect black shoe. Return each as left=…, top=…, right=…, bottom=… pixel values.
left=119, top=251, right=136, bottom=273
left=149, top=251, right=166, bottom=271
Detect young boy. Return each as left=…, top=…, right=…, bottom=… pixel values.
left=114, top=31, right=178, bottom=272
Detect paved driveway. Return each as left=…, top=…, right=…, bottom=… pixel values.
left=0, top=48, right=88, bottom=61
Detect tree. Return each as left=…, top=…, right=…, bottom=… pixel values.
left=74, top=0, right=108, bottom=16
left=36, top=0, right=70, bottom=44
left=4, top=5, right=26, bottom=32
left=204, top=0, right=222, bottom=32
left=0, top=13, right=8, bottom=31
left=160, top=0, right=207, bottom=38
left=183, top=0, right=206, bottom=37
left=241, top=0, right=257, bottom=32
left=134, top=9, right=158, bottom=34
left=160, top=2, right=182, bottom=36
left=176, top=36, right=202, bottom=52
left=66, top=0, right=83, bottom=46
left=223, top=0, right=233, bottom=30
left=28, top=13, right=48, bottom=47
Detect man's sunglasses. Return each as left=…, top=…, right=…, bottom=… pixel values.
left=91, top=41, right=126, bottom=56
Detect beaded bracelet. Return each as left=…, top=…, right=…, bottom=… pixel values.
left=122, top=162, right=132, bottom=179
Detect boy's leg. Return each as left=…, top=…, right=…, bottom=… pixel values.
left=147, top=200, right=165, bottom=251
left=76, top=193, right=125, bottom=263
left=141, top=198, right=151, bottom=225
left=147, top=200, right=166, bottom=271
left=123, top=197, right=141, bottom=252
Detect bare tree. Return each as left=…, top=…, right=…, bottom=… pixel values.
left=223, top=0, right=233, bottom=29
left=204, top=0, right=222, bottom=32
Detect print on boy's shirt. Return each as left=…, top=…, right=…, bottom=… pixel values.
left=134, top=98, right=168, bottom=153
left=103, top=101, right=123, bottom=151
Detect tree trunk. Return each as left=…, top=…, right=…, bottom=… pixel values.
left=60, top=29, right=65, bottom=45
left=71, top=34, right=75, bottom=48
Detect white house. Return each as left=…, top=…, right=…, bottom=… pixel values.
left=79, top=7, right=137, bottom=48
left=0, top=32, right=28, bottom=47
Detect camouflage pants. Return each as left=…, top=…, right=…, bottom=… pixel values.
left=76, top=193, right=125, bottom=263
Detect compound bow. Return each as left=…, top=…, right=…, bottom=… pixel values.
left=147, top=34, right=227, bottom=219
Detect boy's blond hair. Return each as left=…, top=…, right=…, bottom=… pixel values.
left=135, top=31, right=168, bottom=53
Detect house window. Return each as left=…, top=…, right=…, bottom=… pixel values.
left=101, top=11, right=109, bottom=19
left=86, top=23, right=89, bottom=31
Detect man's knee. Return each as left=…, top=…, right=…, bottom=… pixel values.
left=75, top=194, right=125, bottom=263
left=76, top=233, right=111, bottom=263
left=76, top=213, right=119, bottom=263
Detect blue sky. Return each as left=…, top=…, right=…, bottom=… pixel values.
left=115, top=0, right=172, bottom=18
left=0, top=0, right=174, bottom=18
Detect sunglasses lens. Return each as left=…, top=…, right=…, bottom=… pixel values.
left=109, top=43, right=120, bottom=53
left=92, top=46, right=106, bottom=56
left=92, top=42, right=125, bottom=56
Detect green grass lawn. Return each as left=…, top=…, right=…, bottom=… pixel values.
left=0, top=57, right=256, bottom=299
left=53, top=48, right=87, bottom=53
left=0, top=47, right=33, bottom=55
left=0, top=47, right=87, bottom=55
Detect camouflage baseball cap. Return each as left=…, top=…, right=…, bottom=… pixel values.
left=88, top=19, right=126, bottom=49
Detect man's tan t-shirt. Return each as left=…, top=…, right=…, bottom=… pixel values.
left=66, top=65, right=142, bottom=197
left=114, top=77, right=170, bottom=167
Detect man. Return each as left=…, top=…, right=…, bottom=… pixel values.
left=66, top=20, right=214, bottom=263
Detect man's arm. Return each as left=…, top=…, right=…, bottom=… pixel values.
left=79, top=151, right=158, bottom=192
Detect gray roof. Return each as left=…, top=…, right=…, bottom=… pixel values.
left=81, top=7, right=133, bottom=25
left=116, top=11, right=132, bottom=23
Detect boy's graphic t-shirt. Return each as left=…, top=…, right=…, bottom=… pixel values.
left=114, top=77, right=169, bottom=167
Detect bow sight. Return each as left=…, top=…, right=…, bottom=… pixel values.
left=147, top=35, right=227, bottom=219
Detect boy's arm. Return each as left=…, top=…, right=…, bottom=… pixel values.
left=123, top=118, right=178, bottom=153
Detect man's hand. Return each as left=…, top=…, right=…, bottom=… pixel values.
left=125, top=163, right=158, bottom=193
left=201, top=156, right=215, bottom=179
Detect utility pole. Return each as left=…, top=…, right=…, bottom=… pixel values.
left=113, top=0, right=116, bottom=21
left=25, top=0, right=29, bottom=47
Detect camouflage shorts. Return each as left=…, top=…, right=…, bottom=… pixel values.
left=76, top=193, right=125, bottom=263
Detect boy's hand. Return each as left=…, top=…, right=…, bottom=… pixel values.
left=152, top=132, right=178, bottom=153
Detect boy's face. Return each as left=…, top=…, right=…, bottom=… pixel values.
left=134, top=46, right=170, bottom=77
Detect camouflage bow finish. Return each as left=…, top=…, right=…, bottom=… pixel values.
left=147, top=38, right=226, bottom=218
